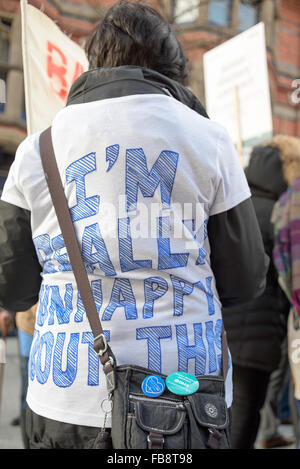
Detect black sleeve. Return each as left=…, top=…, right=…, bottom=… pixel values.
left=0, top=200, right=42, bottom=312
left=207, top=197, right=269, bottom=307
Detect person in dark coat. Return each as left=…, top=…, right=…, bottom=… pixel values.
left=223, top=141, right=291, bottom=449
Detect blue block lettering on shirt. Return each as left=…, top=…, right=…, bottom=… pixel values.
left=195, top=219, right=208, bottom=265
left=126, top=148, right=179, bottom=212
left=81, top=223, right=116, bottom=276
left=143, top=276, right=168, bottom=319
left=170, top=275, right=194, bottom=316
left=36, top=284, right=50, bottom=326
left=205, top=319, right=222, bottom=373
left=48, top=284, right=73, bottom=325
left=29, top=329, right=40, bottom=382
left=106, top=144, right=120, bottom=172
left=176, top=323, right=206, bottom=376
left=52, top=332, right=79, bottom=387
left=136, top=326, right=172, bottom=373
left=118, top=217, right=152, bottom=272
left=33, top=234, right=55, bottom=274
left=194, top=277, right=215, bottom=316
left=52, top=234, right=72, bottom=272
left=182, top=219, right=208, bottom=265
left=157, top=217, right=189, bottom=270
left=35, top=331, right=54, bottom=385
left=66, top=152, right=100, bottom=222
left=102, top=278, right=138, bottom=320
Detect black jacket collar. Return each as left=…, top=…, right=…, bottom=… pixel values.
left=67, top=65, right=208, bottom=119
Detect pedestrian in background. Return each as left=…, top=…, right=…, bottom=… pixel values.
left=223, top=138, right=292, bottom=449
left=259, top=338, right=294, bottom=448
left=0, top=308, right=12, bottom=337
left=0, top=308, right=13, bottom=416
left=272, top=135, right=300, bottom=449
left=15, top=305, right=37, bottom=448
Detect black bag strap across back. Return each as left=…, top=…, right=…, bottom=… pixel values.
left=39, top=126, right=229, bottom=385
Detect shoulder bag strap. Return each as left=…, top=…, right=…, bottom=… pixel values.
left=39, top=127, right=116, bottom=388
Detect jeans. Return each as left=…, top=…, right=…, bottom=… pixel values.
left=259, top=338, right=289, bottom=439
left=18, top=329, right=33, bottom=449
left=230, top=364, right=271, bottom=449
left=25, top=406, right=101, bottom=449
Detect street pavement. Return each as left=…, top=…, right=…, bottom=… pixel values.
left=0, top=335, right=297, bottom=450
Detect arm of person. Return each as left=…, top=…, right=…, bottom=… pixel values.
left=207, top=126, right=269, bottom=307
left=0, top=134, right=43, bottom=313
left=0, top=308, right=13, bottom=337
left=208, top=197, right=269, bottom=307
left=0, top=200, right=41, bottom=312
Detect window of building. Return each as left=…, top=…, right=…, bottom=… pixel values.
left=0, top=19, right=10, bottom=64
left=0, top=71, right=6, bottom=114
left=0, top=18, right=11, bottom=114
left=208, top=0, right=232, bottom=27
left=238, top=1, right=258, bottom=32
left=173, top=0, right=199, bottom=24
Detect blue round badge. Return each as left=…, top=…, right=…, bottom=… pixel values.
left=166, top=372, right=199, bottom=396
left=141, top=375, right=166, bottom=398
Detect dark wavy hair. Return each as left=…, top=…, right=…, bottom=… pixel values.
left=85, top=0, right=188, bottom=84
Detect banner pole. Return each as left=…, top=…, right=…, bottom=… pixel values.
left=20, top=0, right=32, bottom=135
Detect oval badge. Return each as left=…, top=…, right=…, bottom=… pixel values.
left=166, top=372, right=199, bottom=396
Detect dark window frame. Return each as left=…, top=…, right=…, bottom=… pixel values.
left=238, top=0, right=260, bottom=32
left=0, top=18, right=11, bottom=115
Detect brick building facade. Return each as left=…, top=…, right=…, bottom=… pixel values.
left=0, top=0, right=299, bottom=185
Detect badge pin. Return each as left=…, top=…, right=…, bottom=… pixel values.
left=141, top=375, right=165, bottom=398
left=165, top=372, right=199, bottom=396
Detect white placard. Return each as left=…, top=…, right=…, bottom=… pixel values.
left=203, top=22, right=273, bottom=166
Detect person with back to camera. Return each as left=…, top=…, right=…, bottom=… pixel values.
left=272, top=135, right=300, bottom=450
left=0, top=1, right=268, bottom=449
left=222, top=137, right=294, bottom=449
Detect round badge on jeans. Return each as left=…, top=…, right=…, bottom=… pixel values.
left=141, top=375, right=165, bottom=398
left=166, top=372, right=199, bottom=396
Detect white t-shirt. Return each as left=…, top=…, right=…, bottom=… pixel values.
left=2, top=94, right=250, bottom=427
